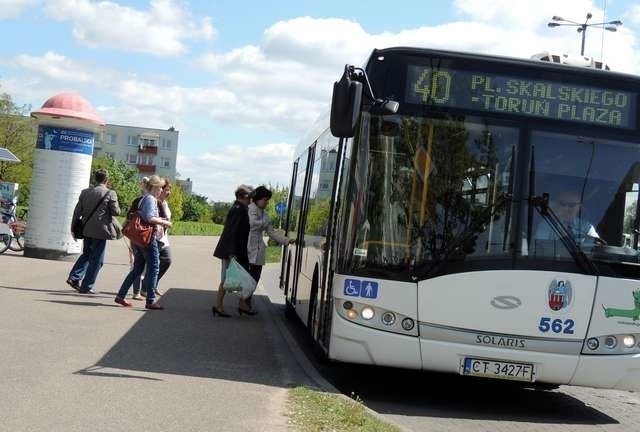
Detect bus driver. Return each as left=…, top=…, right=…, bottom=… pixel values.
left=534, top=190, right=602, bottom=246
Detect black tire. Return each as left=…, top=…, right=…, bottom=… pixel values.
left=284, top=299, right=296, bottom=321
left=307, top=270, right=319, bottom=336
left=0, top=233, right=11, bottom=254
left=312, top=339, right=329, bottom=364
left=8, top=233, right=24, bottom=251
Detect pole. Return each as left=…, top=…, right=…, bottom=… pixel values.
left=580, top=25, right=586, bottom=56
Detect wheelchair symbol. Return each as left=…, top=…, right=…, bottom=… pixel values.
left=344, top=279, right=361, bottom=296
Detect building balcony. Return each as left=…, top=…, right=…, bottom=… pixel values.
left=136, top=164, right=156, bottom=173
left=138, top=145, right=158, bottom=154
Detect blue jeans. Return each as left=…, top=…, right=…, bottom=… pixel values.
left=132, top=246, right=172, bottom=294
left=68, top=238, right=107, bottom=292
left=117, top=238, right=159, bottom=304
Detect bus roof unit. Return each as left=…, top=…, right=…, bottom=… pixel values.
left=531, top=51, right=610, bottom=70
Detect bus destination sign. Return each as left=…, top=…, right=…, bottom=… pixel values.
left=406, top=65, right=636, bottom=129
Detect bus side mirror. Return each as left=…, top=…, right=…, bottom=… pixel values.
left=330, top=67, right=363, bottom=138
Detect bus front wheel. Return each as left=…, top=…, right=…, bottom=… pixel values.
left=284, top=299, right=296, bottom=321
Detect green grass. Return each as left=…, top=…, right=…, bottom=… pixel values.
left=169, top=221, right=223, bottom=236
left=286, top=387, right=401, bottom=432
left=265, top=245, right=282, bottom=263
left=116, top=218, right=223, bottom=236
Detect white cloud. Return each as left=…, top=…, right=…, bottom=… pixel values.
left=0, top=0, right=36, bottom=18
left=3, top=2, right=640, bottom=200
left=43, top=0, right=215, bottom=56
left=177, top=142, right=295, bottom=202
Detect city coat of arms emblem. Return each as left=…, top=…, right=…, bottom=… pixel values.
left=548, top=279, right=572, bottom=311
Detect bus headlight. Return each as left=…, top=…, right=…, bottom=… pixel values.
left=604, top=335, right=617, bottom=349
left=622, top=335, right=636, bottom=348
left=335, top=300, right=418, bottom=336
left=361, top=307, right=375, bottom=320
left=582, top=332, right=640, bottom=354
left=401, top=318, right=415, bottom=331
left=381, top=312, right=396, bottom=326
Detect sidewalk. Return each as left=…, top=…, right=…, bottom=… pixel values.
left=0, top=236, right=315, bottom=432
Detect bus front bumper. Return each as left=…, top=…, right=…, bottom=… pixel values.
left=571, top=354, right=640, bottom=391
left=329, top=312, right=422, bottom=369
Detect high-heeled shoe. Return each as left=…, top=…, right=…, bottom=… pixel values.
left=238, top=307, right=258, bottom=316
left=212, top=306, right=231, bottom=318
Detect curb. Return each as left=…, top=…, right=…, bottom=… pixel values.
left=259, top=269, right=416, bottom=432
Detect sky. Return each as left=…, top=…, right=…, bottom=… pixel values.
left=0, top=0, right=638, bottom=202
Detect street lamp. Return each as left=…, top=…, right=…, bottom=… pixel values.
left=548, top=13, right=622, bottom=56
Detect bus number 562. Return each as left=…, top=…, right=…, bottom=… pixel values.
left=538, top=317, right=575, bottom=334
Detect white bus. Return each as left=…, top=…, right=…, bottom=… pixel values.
left=279, top=47, right=640, bottom=391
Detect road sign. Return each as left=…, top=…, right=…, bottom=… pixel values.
left=275, top=201, right=286, bottom=216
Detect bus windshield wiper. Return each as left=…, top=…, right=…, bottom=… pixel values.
left=530, top=193, right=599, bottom=275
left=422, top=192, right=511, bottom=278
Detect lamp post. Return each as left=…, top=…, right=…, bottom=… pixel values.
left=547, top=13, right=622, bottom=56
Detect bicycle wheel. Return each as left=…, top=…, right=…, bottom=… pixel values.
left=8, top=233, right=24, bottom=251
left=0, top=233, right=10, bottom=254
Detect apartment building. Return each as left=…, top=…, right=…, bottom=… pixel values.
left=176, top=178, right=193, bottom=194
left=94, top=124, right=179, bottom=180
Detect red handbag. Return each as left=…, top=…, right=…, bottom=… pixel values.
left=122, top=212, right=154, bottom=247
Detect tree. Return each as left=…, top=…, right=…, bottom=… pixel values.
left=0, top=92, right=36, bottom=205
left=211, top=201, right=232, bottom=224
left=167, top=181, right=184, bottom=221
left=265, top=184, right=289, bottom=228
left=182, top=193, right=212, bottom=222
left=91, top=156, right=140, bottom=214
left=624, top=201, right=637, bottom=234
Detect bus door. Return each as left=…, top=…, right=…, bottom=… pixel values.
left=280, top=159, right=298, bottom=294
left=289, top=144, right=316, bottom=310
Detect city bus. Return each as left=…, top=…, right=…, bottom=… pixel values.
left=279, top=46, right=640, bottom=391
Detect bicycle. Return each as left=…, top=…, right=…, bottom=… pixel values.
left=0, top=199, right=26, bottom=254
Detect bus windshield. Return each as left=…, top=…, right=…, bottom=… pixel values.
left=338, top=113, right=517, bottom=279
left=337, top=113, right=640, bottom=280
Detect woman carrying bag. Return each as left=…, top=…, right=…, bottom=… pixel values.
left=212, top=184, right=255, bottom=317
left=115, top=176, right=172, bottom=310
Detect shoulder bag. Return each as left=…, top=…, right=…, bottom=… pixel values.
left=72, top=191, right=108, bottom=239
left=122, top=196, right=154, bottom=247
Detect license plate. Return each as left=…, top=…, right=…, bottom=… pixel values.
left=462, top=357, right=535, bottom=382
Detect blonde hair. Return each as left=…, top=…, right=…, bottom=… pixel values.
left=142, top=175, right=165, bottom=192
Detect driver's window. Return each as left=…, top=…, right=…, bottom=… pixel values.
left=529, top=131, right=640, bottom=258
